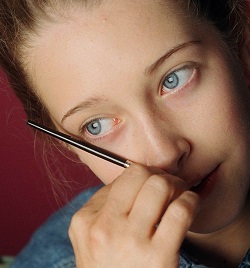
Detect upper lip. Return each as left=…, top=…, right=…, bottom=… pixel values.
left=186, top=166, right=219, bottom=190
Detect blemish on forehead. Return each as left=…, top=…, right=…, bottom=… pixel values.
left=102, top=16, right=108, bottom=23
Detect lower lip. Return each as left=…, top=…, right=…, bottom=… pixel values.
left=191, top=166, right=220, bottom=200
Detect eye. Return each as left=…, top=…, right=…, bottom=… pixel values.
left=82, top=117, right=119, bottom=138
left=162, top=66, right=194, bottom=94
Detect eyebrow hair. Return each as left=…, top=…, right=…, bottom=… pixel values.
left=145, top=40, right=202, bottom=75
left=62, top=40, right=202, bottom=123
left=61, top=96, right=107, bottom=123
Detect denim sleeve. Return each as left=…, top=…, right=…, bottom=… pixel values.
left=10, top=182, right=249, bottom=268
left=10, top=185, right=102, bottom=268
left=238, top=249, right=250, bottom=268
left=179, top=248, right=250, bottom=268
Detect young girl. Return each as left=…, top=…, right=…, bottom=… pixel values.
left=1, top=0, right=250, bottom=267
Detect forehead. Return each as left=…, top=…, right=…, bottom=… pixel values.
left=30, top=0, right=190, bottom=62
left=27, top=0, right=202, bottom=120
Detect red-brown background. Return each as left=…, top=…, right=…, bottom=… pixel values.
left=0, top=69, right=100, bottom=256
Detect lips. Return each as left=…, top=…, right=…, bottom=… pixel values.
left=189, top=166, right=219, bottom=199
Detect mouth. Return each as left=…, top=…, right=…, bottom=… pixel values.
left=189, top=165, right=220, bottom=199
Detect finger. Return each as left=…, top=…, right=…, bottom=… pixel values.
left=128, top=174, right=187, bottom=236
left=153, top=191, right=200, bottom=254
left=69, top=163, right=159, bottom=240
left=104, top=163, right=156, bottom=215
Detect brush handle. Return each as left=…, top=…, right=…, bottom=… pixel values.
left=27, top=120, right=130, bottom=168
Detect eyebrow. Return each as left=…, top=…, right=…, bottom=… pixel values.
left=61, top=96, right=107, bottom=123
left=145, top=39, right=202, bottom=75
left=62, top=40, right=202, bottom=123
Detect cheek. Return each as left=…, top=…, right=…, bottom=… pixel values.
left=199, top=89, right=246, bottom=144
left=74, top=148, right=124, bottom=184
left=200, top=59, right=249, bottom=130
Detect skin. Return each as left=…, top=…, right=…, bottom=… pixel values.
left=25, top=0, right=250, bottom=266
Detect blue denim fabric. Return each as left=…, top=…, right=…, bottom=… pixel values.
left=10, top=186, right=102, bottom=268
left=179, top=249, right=250, bottom=267
left=239, top=249, right=250, bottom=268
left=10, top=185, right=250, bottom=268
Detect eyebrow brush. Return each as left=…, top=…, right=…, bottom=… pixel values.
left=27, top=120, right=130, bottom=168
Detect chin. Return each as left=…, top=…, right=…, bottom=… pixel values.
left=189, top=197, right=247, bottom=234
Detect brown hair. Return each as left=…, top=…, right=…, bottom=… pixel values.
left=0, top=0, right=248, bottom=129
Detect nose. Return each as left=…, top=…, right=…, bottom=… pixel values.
left=133, top=119, right=191, bottom=175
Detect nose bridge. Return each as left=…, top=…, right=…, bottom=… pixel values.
left=135, top=113, right=190, bottom=174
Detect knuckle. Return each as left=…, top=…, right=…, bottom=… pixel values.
left=68, top=210, right=89, bottom=238
left=88, top=223, right=109, bottom=250
left=68, top=211, right=83, bottom=237
left=169, top=202, right=191, bottom=222
left=69, top=211, right=108, bottom=251
left=147, top=174, right=173, bottom=193
left=168, top=192, right=198, bottom=223
left=124, top=163, right=151, bottom=179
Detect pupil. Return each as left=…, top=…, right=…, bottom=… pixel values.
left=164, top=73, right=179, bottom=89
left=87, top=120, right=101, bottom=135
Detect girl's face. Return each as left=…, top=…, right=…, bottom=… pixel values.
left=28, top=0, right=250, bottom=233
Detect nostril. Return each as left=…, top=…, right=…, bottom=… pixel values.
left=176, top=152, right=187, bottom=170
left=161, top=138, right=191, bottom=174
left=144, top=148, right=189, bottom=174
left=141, top=128, right=191, bottom=174
left=177, top=138, right=191, bottom=164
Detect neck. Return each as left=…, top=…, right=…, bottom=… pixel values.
left=184, top=198, right=250, bottom=267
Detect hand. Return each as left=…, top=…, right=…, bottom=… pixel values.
left=68, top=163, right=200, bottom=268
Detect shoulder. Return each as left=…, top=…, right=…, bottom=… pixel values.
left=10, top=185, right=102, bottom=268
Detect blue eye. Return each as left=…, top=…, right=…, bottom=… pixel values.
left=85, top=118, right=117, bottom=136
left=162, top=67, right=194, bottom=93
left=87, top=120, right=102, bottom=135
